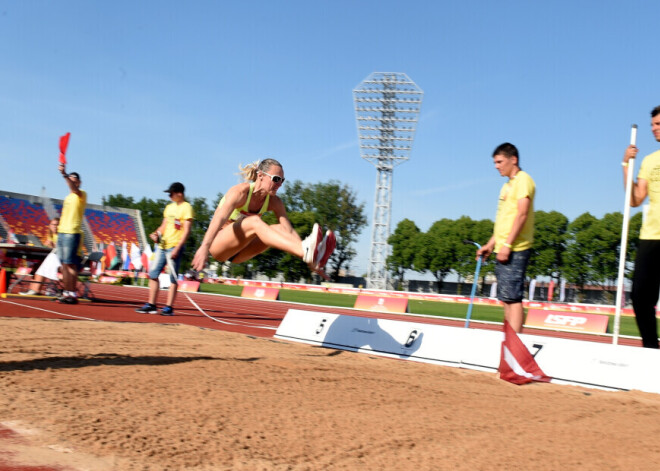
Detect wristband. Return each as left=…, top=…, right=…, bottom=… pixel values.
left=621, top=162, right=628, bottom=167
left=503, top=242, right=512, bottom=248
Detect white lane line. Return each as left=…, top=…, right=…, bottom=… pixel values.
left=0, top=299, right=97, bottom=321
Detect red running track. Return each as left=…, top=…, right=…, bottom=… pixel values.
left=0, top=283, right=642, bottom=346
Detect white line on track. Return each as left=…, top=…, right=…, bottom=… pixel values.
left=0, top=299, right=97, bottom=321
left=4, top=285, right=280, bottom=332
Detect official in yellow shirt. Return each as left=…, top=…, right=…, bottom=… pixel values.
left=477, top=143, right=535, bottom=333
left=622, top=105, right=660, bottom=348
left=136, top=182, right=194, bottom=316
left=57, top=164, right=87, bottom=304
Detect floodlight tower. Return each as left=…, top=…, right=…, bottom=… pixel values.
left=353, top=72, right=423, bottom=290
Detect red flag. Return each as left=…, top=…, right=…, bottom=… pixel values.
left=105, top=243, right=117, bottom=263
left=59, top=132, right=70, bottom=164
left=499, top=320, right=551, bottom=385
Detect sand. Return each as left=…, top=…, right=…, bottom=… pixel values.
left=1, top=317, right=660, bottom=470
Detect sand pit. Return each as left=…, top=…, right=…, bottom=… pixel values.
left=1, top=317, right=660, bottom=470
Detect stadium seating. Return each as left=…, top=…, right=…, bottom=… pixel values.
left=84, top=208, right=140, bottom=247
left=0, top=193, right=145, bottom=253
left=0, top=196, right=51, bottom=245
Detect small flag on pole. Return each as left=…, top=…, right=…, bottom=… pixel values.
left=59, top=132, right=70, bottom=164
left=142, top=244, right=152, bottom=272
left=121, top=241, right=131, bottom=270
left=499, top=320, right=551, bottom=385
left=130, top=243, right=142, bottom=271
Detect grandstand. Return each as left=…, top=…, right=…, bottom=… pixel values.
left=0, top=190, right=147, bottom=253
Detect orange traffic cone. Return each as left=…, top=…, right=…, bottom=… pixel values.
left=0, top=269, right=6, bottom=298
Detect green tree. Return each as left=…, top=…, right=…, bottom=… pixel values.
left=528, top=210, right=568, bottom=282
left=278, top=180, right=367, bottom=281
left=590, top=212, right=624, bottom=289
left=450, top=216, right=493, bottom=281
left=563, top=212, right=598, bottom=298
left=387, top=219, right=421, bottom=289
left=414, top=219, right=458, bottom=293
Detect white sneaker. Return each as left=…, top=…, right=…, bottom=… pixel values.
left=19, top=289, right=39, bottom=296
left=302, top=223, right=322, bottom=265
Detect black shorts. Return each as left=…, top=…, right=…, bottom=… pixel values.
left=495, top=249, right=531, bottom=303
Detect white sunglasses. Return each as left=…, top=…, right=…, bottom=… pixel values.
left=262, top=171, right=285, bottom=184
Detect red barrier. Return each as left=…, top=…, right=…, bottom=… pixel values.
left=525, top=309, right=609, bottom=334
left=179, top=280, right=200, bottom=292
left=241, top=286, right=279, bottom=301
left=354, top=295, right=408, bottom=313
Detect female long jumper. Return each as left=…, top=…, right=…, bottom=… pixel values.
left=191, top=158, right=334, bottom=277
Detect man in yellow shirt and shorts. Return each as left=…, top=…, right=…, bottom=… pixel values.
left=477, top=143, right=535, bottom=333
left=136, top=182, right=194, bottom=316
left=57, top=164, right=87, bottom=304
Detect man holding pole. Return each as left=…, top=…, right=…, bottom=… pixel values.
left=477, top=143, right=535, bottom=333
left=622, top=105, right=660, bottom=348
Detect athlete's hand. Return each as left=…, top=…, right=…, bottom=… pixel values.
left=623, top=144, right=638, bottom=164
left=476, top=245, right=492, bottom=261
left=191, top=246, right=209, bottom=272
left=496, top=246, right=511, bottom=263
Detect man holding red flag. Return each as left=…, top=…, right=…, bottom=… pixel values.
left=57, top=163, right=86, bottom=304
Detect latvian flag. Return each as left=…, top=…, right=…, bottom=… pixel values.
left=499, top=320, right=551, bottom=385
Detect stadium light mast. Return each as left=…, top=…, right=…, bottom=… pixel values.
left=353, top=72, right=423, bottom=290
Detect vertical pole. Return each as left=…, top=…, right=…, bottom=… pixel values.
left=613, top=124, right=637, bottom=344
left=463, top=240, right=482, bottom=328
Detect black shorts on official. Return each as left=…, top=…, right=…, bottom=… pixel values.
left=495, top=249, right=531, bottom=303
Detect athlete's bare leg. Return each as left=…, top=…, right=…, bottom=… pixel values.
left=503, top=302, right=524, bottom=332
left=226, top=223, right=303, bottom=263
left=210, top=217, right=304, bottom=262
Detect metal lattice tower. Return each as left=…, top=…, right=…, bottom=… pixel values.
left=353, top=72, right=423, bottom=290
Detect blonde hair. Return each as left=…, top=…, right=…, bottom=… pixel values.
left=238, top=158, right=283, bottom=182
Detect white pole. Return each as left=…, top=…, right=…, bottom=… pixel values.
left=613, top=124, right=637, bottom=344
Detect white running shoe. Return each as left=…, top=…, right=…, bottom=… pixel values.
left=302, top=223, right=322, bottom=265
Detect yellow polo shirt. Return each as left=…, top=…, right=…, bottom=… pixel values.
left=161, top=201, right=194, bottom=249
left=493, top=170, right=535, bottom=252
left=58, top=190, right=87, bottom=234
left=638, top=150, right=660, bottom=240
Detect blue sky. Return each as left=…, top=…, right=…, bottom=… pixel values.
left=1, top=1, right=659, bottom=276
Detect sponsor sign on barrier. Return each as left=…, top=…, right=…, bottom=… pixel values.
left=525, top=309, right=609, bottom=334
left=241, top=285, right=279, bottom=300
left=98, top=275, right=119, bottom=284
left=179, top=280, right=200, bottom=292
left=353, top=295, right=408, bottom=313
left=275, top=309, right=660, bottom=394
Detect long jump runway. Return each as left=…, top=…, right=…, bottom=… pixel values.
left=0, top=282, right=641, bottom=347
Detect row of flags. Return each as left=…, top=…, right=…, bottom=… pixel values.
left=101, top=241, right=153, bottom=273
